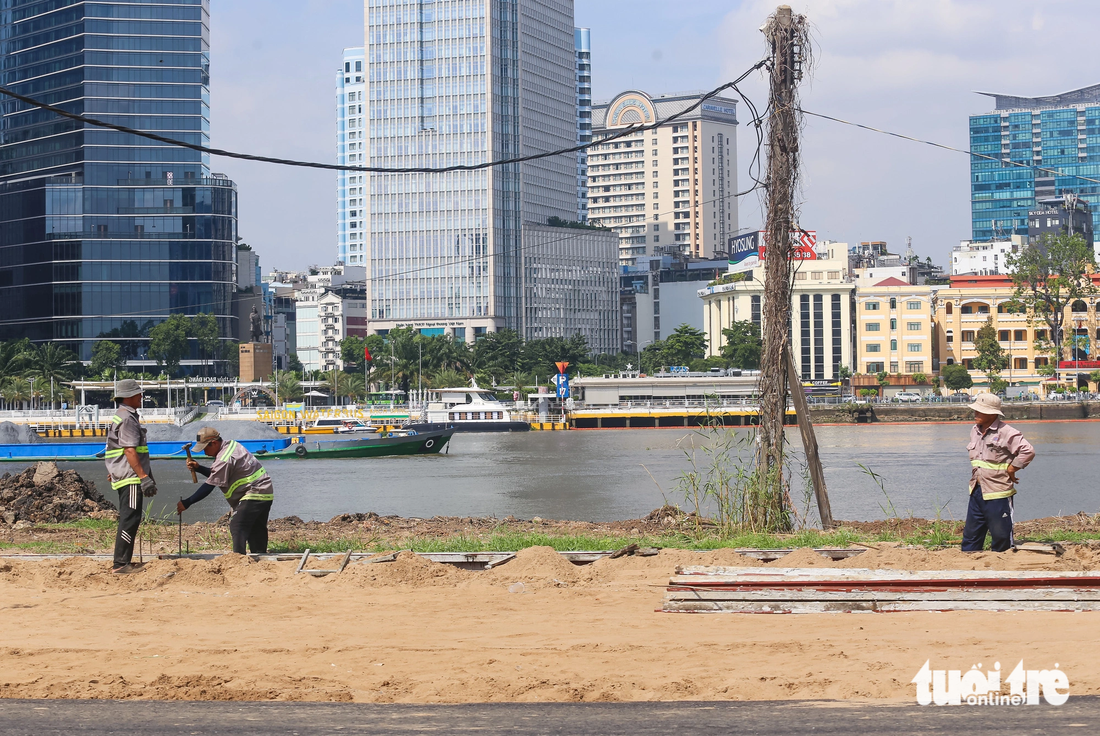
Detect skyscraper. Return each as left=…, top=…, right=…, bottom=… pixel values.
left=970, top=84, right=1100, bottom=248
left=336, top=47, right=366, bottom=266
left=363, top=0, right=612, bottom=346
left=575, top=27, right=591, bottom=222
left=0, top=0, right=238, bottom=363
left=588, top=90, right=738, bottom=265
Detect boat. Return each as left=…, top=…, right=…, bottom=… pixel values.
left=408, top=383, right=529, bottom=432
left=0, top=427, right=453, bottom=462
left=256, top=426, right=453, bottom=459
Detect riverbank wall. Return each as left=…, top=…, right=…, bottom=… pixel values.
left=809, top=402, right=1100, bottom=424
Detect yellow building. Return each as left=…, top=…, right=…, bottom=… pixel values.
left=699, top=258, right=855, bottom=380
left=933, top=275, right=1051, bottom=387
left=854, top=279, right=934, bottom=376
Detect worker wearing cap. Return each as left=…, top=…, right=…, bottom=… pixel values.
left=104, top=379, right=157, bottom=573
left=176, top=427, right=274, bottom=554
left=963, top=393, right=1035, bottom=552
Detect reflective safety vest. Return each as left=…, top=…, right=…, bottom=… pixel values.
left=103, top=405, right=151, bottom=491
left=208, top=439, right=274, bottom=507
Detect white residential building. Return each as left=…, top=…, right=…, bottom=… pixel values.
left=337, top=47, right=366, bottom=266
left=588, top=90, right=738, bottom=265
left=950, top=235, right=1025, bottom=275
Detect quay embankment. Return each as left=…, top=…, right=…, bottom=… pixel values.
left=808, top=401, right=1100, bottom=424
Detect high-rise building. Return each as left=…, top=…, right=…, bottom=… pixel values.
left=575, top=27, right=591, bottom=222
left=588, top=90, right=738, bottom=266
left=0, top=1, right=238, bottom=364
left=362, top=0, right=618, bottom=351
left=336, top=47, right=366, bottom=266
left=970, top=84, right=1100, bottom=248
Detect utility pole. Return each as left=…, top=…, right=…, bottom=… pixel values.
left=756, top=5, right=810, bottom=530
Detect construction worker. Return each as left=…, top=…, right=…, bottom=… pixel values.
left=963, top=393, right=1035, bottom=553
left=104, top=379, right=157, bottom=573
left=176, top=427, right=274, bottom=554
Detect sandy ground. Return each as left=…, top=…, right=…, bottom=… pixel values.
left=2, top=545, right=1100, bottom=704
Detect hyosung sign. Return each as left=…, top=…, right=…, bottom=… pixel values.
left=728, top=230, right=817, bottom=274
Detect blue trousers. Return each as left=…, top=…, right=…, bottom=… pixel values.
left=961, top=486, right=1014, bottom=552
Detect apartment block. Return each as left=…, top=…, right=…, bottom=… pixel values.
left=855, top=279, right=934, bottom=375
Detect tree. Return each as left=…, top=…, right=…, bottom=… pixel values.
left=147, top=314, right=191, bottom=375
left=1007, top=233, right=1098, bottom=380
left=287, top=353, right=304, bottom=374
left=837, top=365, right=852, bottom=379
left=275, top=371, right=303, bottom=402
left=941, top=363, right=973, bottom=391
left=973, top=317, right=1008, bottom=390
left=340, top=335, right=367, bottom=372
left=471, top=329, right=523, bottom=376
left=191, top=313, right=220, bottom=377
left=431, top=369, right=469, bottom=389
left=0, top=340, right=28, bottom=383
left=90, top=341, right=124, bottom=377
left=30, top=343, right=79, bottom=386
left=719, top=321, right=763, bottom=369
left=662, top=324, right=707, bottom=367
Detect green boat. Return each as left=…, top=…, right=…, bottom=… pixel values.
left=256, top=427, right=454, bottom=459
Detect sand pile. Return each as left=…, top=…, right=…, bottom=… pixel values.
left=487, top=545, right=589, bottom=588
left=0, top=462, right=114, bottom=524
left=146, top=420, right=284, bottom=442
left=337, top=550, right=473, bottom=587
left=0, top=421, right=42, bottom=444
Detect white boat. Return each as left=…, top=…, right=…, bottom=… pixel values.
left=412, top=383, right=529, bottom=432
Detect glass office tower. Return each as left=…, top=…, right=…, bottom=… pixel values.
left=0, top=0, right=238, bottom=362
left=574, top=27, right=591, bottom=223
left=363, top=0, right=577, bottom=341
left=970, top=84, right=1100, bottom=246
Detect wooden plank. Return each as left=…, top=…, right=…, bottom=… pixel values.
left=294, top=549, right=311, bottom=574
left=662, top=599, right=1100, bottom=614
left=665, top=588, right=1100, bottom=602
left=727, top=548, right=867, bottom=562
left=785, top=344, right=833, bottom=528
left=674, top=566, right=1100, bottom=580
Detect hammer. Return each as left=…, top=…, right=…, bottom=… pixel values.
left=183, top=442, right=197, bottom=483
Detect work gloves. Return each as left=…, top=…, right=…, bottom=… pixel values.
left=140, top=475, right=158, bottom=497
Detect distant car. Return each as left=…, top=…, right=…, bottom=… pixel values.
left=894, top=391, right=922, bottom=403
left=206, top=400, right=225, bottom=407
left=947, top=393, right=971, bottom=403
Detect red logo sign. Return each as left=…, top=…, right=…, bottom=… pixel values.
left=759, top=230, right=817, bottom=260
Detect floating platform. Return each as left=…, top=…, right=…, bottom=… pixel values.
left=570, top=408, right=797, bottom=430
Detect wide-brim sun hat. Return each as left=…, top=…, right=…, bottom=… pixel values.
left=111, top=378, right=143, bottom=401
left=967, top=392, right=1004, bottom=416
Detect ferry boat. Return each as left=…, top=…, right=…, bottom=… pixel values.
left=410, top=383, right=529, bottom=432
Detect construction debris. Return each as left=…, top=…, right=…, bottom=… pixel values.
left=0, top=462, right=115, bottom=524
left=662, top=566, right=1100, bottom=614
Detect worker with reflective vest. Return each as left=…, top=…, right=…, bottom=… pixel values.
left=176, top=427, right=274, bottom=554
left=104, top=379, right=158, bottom=573
left=962, top=393, right=1035, bottom=552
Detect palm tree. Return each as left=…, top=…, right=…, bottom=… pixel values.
left=430, top=369, right=469, bottom=389
left=275, top=371, right=303, bottom=402
left=30, top=343, right=79, bottom=386
left=0, top=378, right=25, bottom=410
left=322, top=372, right=363, bottom=405
left=0, top=340, right=28, bottom=384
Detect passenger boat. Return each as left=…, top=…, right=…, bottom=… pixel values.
left=408, top=384, right=529, bottom=432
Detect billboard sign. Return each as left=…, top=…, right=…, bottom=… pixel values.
left=727, top=231, right=761, bottom=273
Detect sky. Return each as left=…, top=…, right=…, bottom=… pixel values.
left=208, top=0, right=1100, bottom=271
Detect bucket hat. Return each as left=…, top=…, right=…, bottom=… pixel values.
left=111, top=378, right=143, bottom=401
left=967, top=392, right=1004, bottom=417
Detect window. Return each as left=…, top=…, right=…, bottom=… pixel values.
left=962, top=330, right=975, bottom=342
left=905, top=361, right=924, bottom=372
left=906, top=322, right=922, bottom=331
left=998, top=330, right=1010, bottom=341
left=977, top=305, right=989, bottom=314
left=1035, top=357, right=1050, bottom=367
left=906, top=301, right=921, bottom=310
left=946, top=330, right=954, bottom=344
left=889, top=298, right=897, bottom=309
left=890, top=339, right=898, bottom=351
left=1014, top=357, right=1028, bottom=370
left=865, top=301, right=880, bottom=311
left=794, top=272, right=807, bottom=280
left=866, top=344, right=881, bottom=353
left=865, top=323, right=880, bottom=332
left=1036, top=329, right=1048, bottom=341
left=963, top=359, right=974, bottom=369
left=946, top=303, right=953, bottom=315
left=827, top=271, right=840, bottom=280
left=890, top=318, right=897, bottom=330
left=1014, top=330, right=1027, bottom=341
left=1072, top=300, right=1088, bottom=313
left=866, top=362, right=884, bottom=373
left=907, top=343, right=922, bottom=353
left=890, top=361, right=899, bottom=373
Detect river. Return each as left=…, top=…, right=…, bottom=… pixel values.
left=21, top=421, right=1100, bottom=525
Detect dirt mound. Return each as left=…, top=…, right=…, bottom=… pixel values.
left=0, top=462, right=114, bottom=524
left=146, top=420, right=284, bottom=442
left=488, top=546, right=587, bottom=587
left=0, top=421, right=42, bottom=444
left=336, top=550, right=472, bottom=587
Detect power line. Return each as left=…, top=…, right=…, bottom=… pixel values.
left=0, top=60, right=765, bottom=175
left=801, top=108, right=1100, bottom=187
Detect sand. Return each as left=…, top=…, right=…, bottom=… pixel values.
left=2, top=546, right=1100, bottom=704
left=145, top=420, right=284, bottom=442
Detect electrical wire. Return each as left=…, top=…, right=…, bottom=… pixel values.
left=801, top=108, right=1100, bottom=187
left=0, top=60, right=766, bottom=175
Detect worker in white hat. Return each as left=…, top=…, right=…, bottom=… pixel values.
left=962, top=392, right=1035, bottom=552
left=104, top=379, right=157, bottom=573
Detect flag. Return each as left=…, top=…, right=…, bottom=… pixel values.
left=363, top=346, right=373, bottom=362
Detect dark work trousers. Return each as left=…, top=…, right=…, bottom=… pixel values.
left=961, top=485, right=1015, bottom=552
left=229, top=499, right=272, bottom=554
left=112, top=483, right=144, bottom=568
